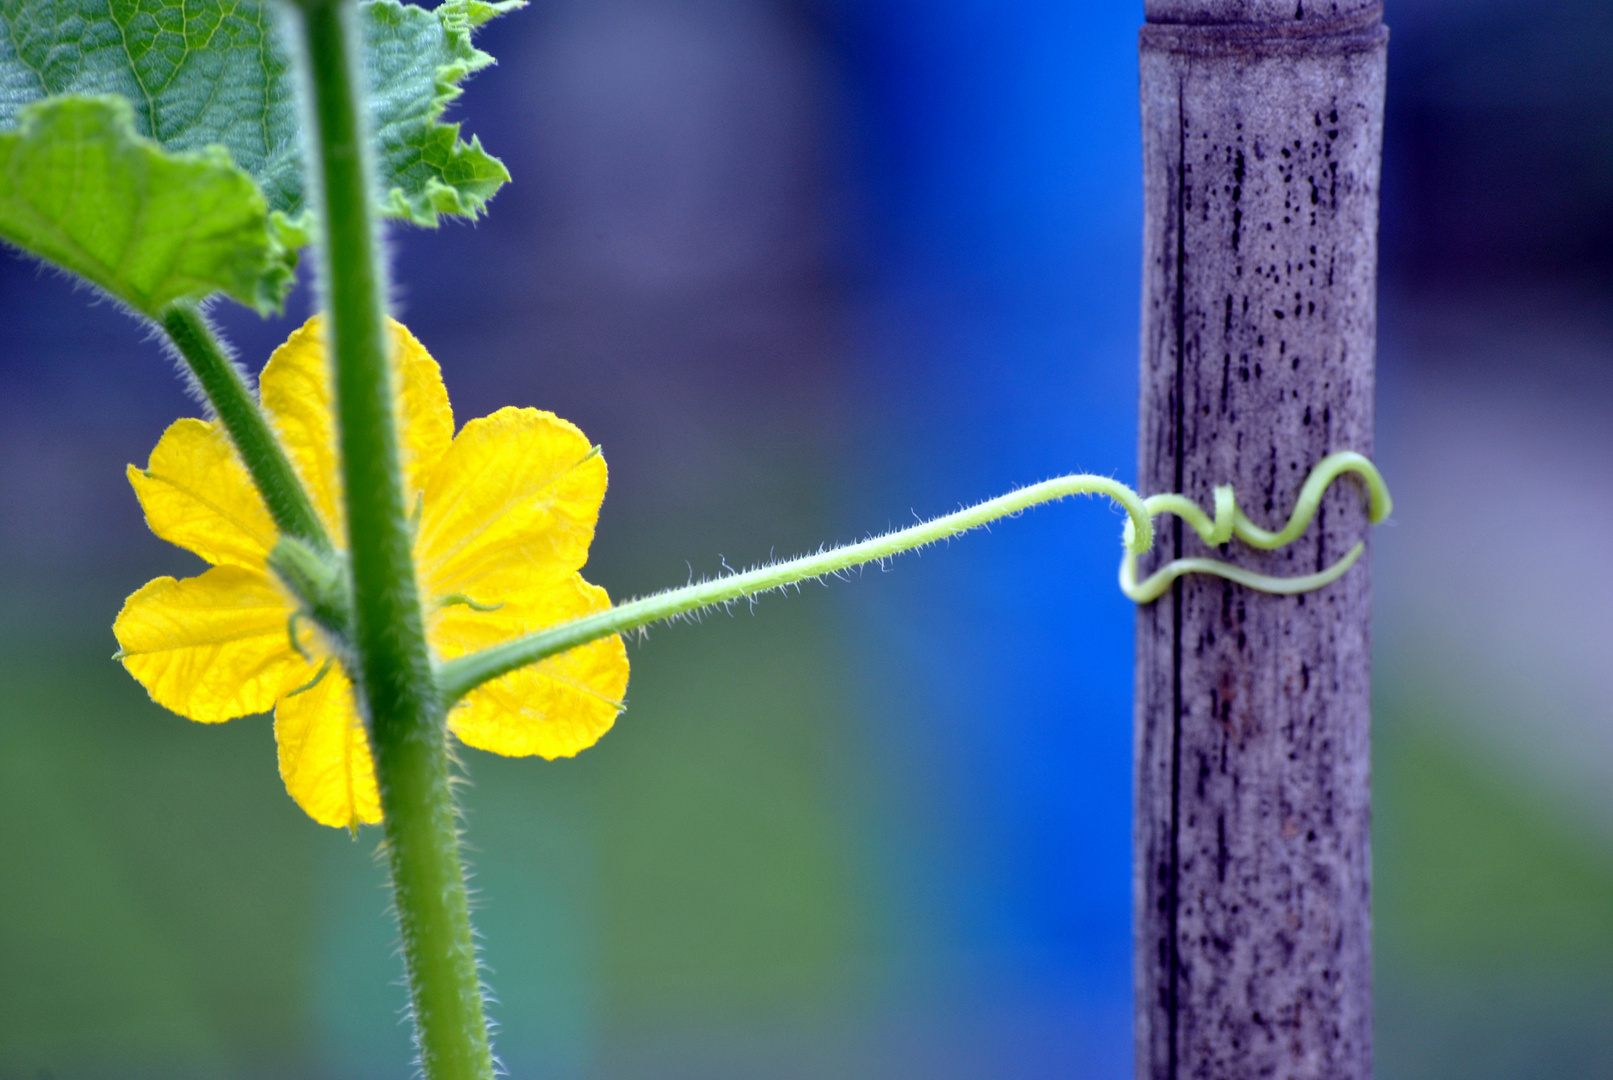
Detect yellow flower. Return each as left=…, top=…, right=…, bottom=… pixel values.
left=114, top=317, right=630, bottom=828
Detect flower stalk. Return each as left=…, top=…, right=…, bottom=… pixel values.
left=285, top=1, right=492, bottom=1076
left=160, top=304, right=331, bottom=552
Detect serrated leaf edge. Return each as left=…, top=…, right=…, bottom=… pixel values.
left=374, top=0, right=523, bottom=227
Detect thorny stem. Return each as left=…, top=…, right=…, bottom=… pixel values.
left=160, top=304, right=331, bottom=552
left=286, top=2, right=492, bottom=1078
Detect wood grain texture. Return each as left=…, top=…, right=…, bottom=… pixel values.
left=1134, top=5, right=1386, bottom=1079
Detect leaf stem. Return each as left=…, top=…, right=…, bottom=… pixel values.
left=160, top=304, right=331, bottom=552
left=287, top=2, right=491, bottom=1077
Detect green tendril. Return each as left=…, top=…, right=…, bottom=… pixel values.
left=287, top=612, right=312, bottom=663
left=1122, top=450, right=1390, bottom=602
left=435, top=453, right=1390, bottom=707
left=286, top=657, right=334, bottom=696
left=435, top=594, right=504, bottom=612
left=1121, top=541, right=1365, bottom=603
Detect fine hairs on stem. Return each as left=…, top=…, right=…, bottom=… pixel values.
left=437, top=451, right=1392, bottom=707
left=283, top=1, right=495, bottom=1077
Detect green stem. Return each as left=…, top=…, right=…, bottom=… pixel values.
left=160, top=304, right=330, bottom=552
left=438, top=474, right=1154, bottom=705
left=288, top=2, right=491, bottom=1077
left=438, top=453, right=1392, bottom=706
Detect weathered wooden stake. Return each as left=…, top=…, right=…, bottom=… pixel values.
left=1135, top=2, right=1386, bottom=1078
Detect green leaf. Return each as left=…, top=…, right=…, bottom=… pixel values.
left=0, top=0, right=519, bottom=226
left=0, top=95, right=300, bottom=315
left=367, top=0, right=522, bottom=225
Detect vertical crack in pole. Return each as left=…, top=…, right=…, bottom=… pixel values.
left=1136, top=3, right=1386, bottom=1078
left=1167, top=75, right=1189, bottom=1080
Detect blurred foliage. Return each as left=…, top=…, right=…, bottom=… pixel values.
left=1375, top=697, right=1613, bottom=1080
left=0, top=652, right=322, bottom=1075
left=0, top=589, right=861, bottom=1076
left=594, top=606, right=859, bottom=1025
left=1376, top=718, right=1613, bottom=967
left=11, top=631, right=1613, bottom=1078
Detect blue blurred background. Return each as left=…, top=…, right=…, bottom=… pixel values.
left=2, top=0, right=1610, bottom=1076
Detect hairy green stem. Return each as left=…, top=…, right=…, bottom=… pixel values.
left=438, top=454, right=1391, bottom=707
left=288, top=2, right=491, bottom=1077
left=438, top=475, right=1154, bottom=705
left=160, top=304, right=330, bottom=552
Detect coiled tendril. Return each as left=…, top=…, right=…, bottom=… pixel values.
left=437, top=451, right=1392, bottom=706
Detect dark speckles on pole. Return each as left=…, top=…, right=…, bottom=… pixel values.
left=1135, top=1, right=1385, bottom=1078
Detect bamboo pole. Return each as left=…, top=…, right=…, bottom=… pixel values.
left=1134, top=2, right=1386, bottom=1078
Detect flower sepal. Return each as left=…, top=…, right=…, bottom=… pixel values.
left=268, top=534, right=354, bottom=651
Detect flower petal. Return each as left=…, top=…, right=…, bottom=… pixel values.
left=433, top=574, right=629, bottom=759
left=115, top=566, right=309, bottom=723
left=129, top=418, right=277, bottom=569
left=274, top=664, right=383, bottom=828
left=259, top=316, right=454, bottom=538
left=259, top=318, right=342, bottom=535
left=391, top=320, right=455, bottom=504
left=416, top=408, right=606, bottom=599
